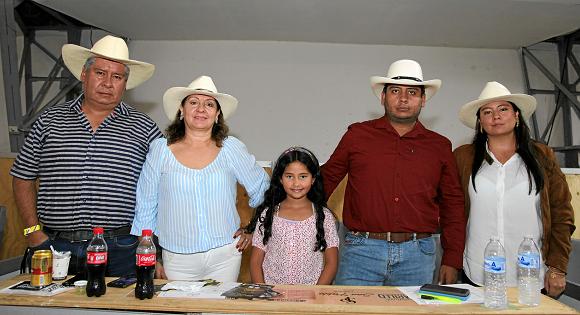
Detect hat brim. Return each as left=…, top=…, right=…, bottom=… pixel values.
left=62, top=44, right=155, bottom=90
left=163, top=87, right=239, bottom=121
left=458, top=94, right=537, bottom=129
left=370, top=77, right=441, bottom=101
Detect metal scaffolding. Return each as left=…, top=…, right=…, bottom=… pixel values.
left=521, top=28, right=580, bottom=168
left=0, top=0, right=92, bottom=152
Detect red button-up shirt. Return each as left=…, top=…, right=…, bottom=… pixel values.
left=322, top=117, right=465, bottom=268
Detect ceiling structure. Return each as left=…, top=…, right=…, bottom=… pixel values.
left=3, top=0, right=579, bottom=165
left=34, top=0, right=580, bottom=49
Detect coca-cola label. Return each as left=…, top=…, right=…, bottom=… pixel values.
left=137, top=253, right=156, bottom=266
left=87, top=251, right=108, bottom=264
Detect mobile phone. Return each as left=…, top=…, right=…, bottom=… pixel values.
left=107, top=275, right=137, bottom=288
left=61, top=273, right=87, bottom=287
left=419, top=284, right=470, bottom=298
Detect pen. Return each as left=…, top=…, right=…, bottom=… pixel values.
left=420, top=294, right=461, bottom=304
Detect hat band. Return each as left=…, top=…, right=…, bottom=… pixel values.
left=390, top=76, right=422, bottom=82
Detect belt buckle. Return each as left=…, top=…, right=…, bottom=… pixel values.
left=386, top=232, right=391, bottom=242
left=351, top=231, right=370, bottom=239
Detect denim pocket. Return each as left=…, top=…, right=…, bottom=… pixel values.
left=344, top=233, right=365, bottom=246
left=112, top=235, right=139, bottom=248
left=416, top=237, right=436, bottom=256
left=31, top=238, right=53, bottom=250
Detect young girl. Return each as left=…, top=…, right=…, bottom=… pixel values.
left=247, top=147, right=339, bottom=285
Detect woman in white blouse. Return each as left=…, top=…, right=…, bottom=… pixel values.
left=131, top=76, right=269, bottom=281
left=453, top=81, right=575, bottom=298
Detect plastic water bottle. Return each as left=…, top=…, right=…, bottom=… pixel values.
left=484, top=236, right=507, bottom=309
left=517, top=236, right=541, bottom=306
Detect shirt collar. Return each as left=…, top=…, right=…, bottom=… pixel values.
left=484, top=141, right=519, bottom=166
left=372, top=116, right=427, bottom=138
left=68, top=93, right=129, bottom=117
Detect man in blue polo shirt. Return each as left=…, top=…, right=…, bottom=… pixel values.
left=11, top=35, right=163, bottom=276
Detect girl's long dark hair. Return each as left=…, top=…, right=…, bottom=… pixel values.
left=246, top=147, right=331, bottom=252
left=471, top=102, right=544, bottom=194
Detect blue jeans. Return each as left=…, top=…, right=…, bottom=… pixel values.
left=335, top=232, right=436, bottom=286
left=30, top=235, right=138, bottom=277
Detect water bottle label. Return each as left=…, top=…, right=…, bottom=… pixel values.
left=518, top=253, right=540, bottom=269
left=484, top=256, right=506, bottom=273
left=137, top=253, right=156, bottom=266
left=87, top=251, right=107, bottom=264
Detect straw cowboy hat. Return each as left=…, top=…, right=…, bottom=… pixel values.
left=62, top=35, right=155, bottom=90
left=370, top=59, right=442, bottom=101
left=459, top=81, right=537, bottom=129
left=163, top=75, right=238, bottom=121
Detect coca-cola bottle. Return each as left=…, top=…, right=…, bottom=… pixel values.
left=86, top=227, right=108, bottom=297
left=135, top=229, right=156, bottom=299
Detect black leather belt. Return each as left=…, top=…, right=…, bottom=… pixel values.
left=44, top=226, right=132, bottom=242
left=350, top=231, right=431, bottom=243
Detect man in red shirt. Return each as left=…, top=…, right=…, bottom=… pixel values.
left=322, top=59, right=465, bottom=285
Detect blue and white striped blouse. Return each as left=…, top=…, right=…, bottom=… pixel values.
left=130, top=137, right=269, bottom=253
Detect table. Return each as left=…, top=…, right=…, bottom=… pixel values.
left=0, top=275, right=577, bottom=315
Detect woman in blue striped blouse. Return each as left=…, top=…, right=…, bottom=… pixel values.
left=131, top=75, right=269, bottom=281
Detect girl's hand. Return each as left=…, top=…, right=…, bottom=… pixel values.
left=234, top=228, right=252, bottom=252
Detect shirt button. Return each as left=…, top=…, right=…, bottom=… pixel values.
left=394, top=197, right=400, bottom=202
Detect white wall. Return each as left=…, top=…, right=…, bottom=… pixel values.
left=123, top=40, right=524, bottom=162
left=2, top=38, right=556, bottom=162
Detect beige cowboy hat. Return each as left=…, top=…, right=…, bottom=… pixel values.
left=370, top=59, right=442, bottom=101
left=62, top=35, right=155, bottom=90
left=459, top=81, right=537, bottom=129
left=163, top=75, right=238, bottom=121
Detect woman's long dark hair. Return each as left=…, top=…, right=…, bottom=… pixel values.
left=165, top=95, right=229, bottom=146
left=246, top=147, right=331, bottom=252
left=471, top=102, right=544, bottom=194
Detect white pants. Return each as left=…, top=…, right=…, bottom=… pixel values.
left=163, top=238, right=242, bottom=282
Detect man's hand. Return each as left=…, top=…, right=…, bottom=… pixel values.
left=438, top=265, right=458, bottom=284
left=155, top=261, right=167, bottom=279
left=544, top=268, right=566, bottom=298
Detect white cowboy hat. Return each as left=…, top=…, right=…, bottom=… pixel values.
left=62, top=35, right=155, bottom=90
left=459, top=81, right=537, bottom=129
left=163, top=76, right=238, bottom=121
left=370, top=59, right=442, bottom=101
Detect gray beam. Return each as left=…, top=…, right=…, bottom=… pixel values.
left=522, top=47, right=580, bottom=114
left=23, top=32, right=32, bottom=112
left=529, top=89, right=580, bottom=95
left=0, top=0, right=25, bottom=152
left=64, top=28, right=81, bottom=101
left=21, top=81, right=80, bottom=130
left=25, top=58, right=63, bottom=120
left=556, top=36, right=578, bottom=167
left=520, top=49, right=540, bottom=140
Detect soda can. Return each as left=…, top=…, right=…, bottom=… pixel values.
left=31, top=250, right=53, bottom=287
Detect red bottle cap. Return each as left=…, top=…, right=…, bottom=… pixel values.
left=142, top=229, right=153, bottom=237
left=93, top=227, right=104, bottom=234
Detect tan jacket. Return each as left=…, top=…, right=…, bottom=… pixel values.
left=453, top=142, right=575, bottom=273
